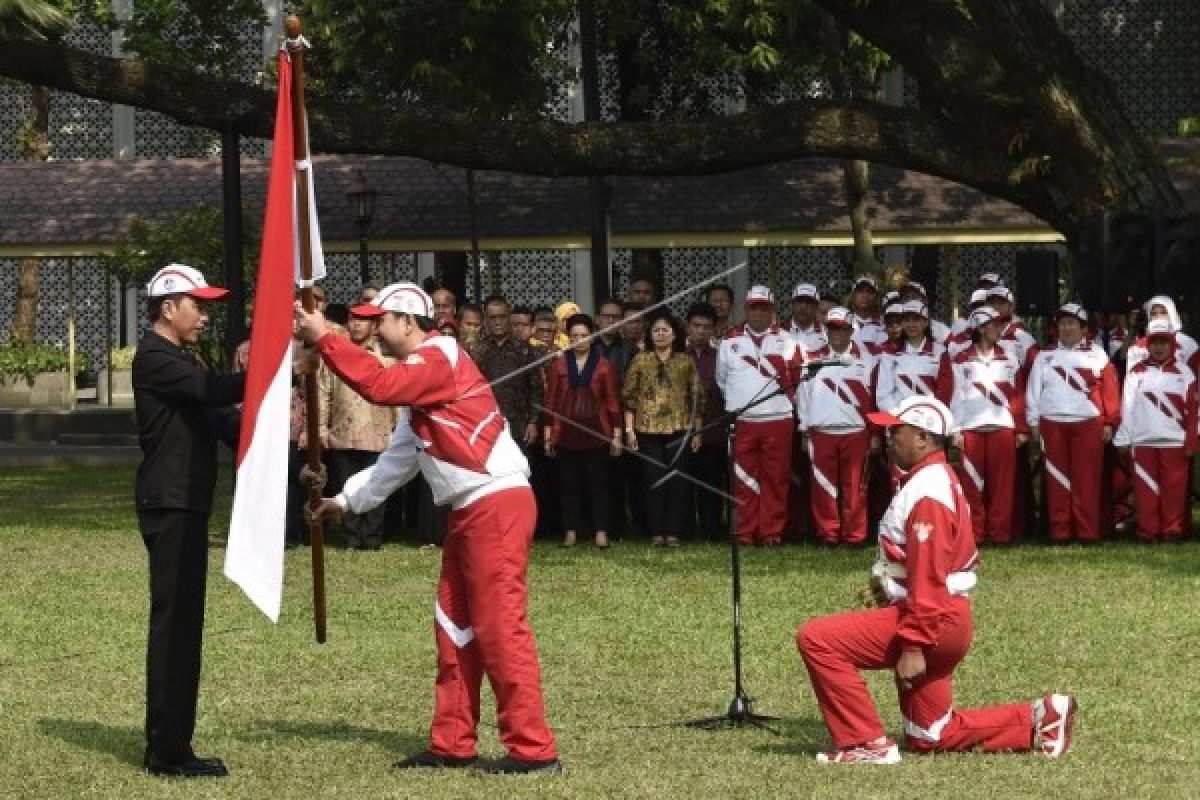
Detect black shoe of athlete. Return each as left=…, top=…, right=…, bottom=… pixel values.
left=481, top=755, right=563, bottom=774
left=143, top=751, right=228, bottom=778
left=392, top=750, right=478, bottom=769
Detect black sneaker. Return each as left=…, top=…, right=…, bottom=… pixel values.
left=143, top=751, right=228, bottom=778
left=481, top=755, right=563, bottom=774
left=392, top=750, right=478, bottom=769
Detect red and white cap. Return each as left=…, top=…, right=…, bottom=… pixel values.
left=882, top=290, right=901, bottom=307
left=969, top=306, right=1000, bottom=329
left=825, top=306, right=856, bottom=329
left=884, top=302, right=906, bottom=319
left=349, top=281, right=434, bottom=319
left=867, top=395, right=955, bottom=436
left=905, top=280, right=927, bottom=297
left=978, top=272, right=1002, bottom=287
left=146, top=263, right=229, bottom=300
left=853, top=275, right=878, bottom=291
left=791, top=282, right=819, bottom=301
left=745, top=284, right=776, bottom=305
left=987, top=286, right=1014, bottom=303
left=1056, top=302, right=1087, bottom=323
left=969, top=289, right=989, bottom=307
left=900, top=300, right=928, bottom=318
left=1146, top=318, right=1175, bottom=339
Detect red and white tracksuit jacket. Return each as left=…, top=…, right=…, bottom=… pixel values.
left=946, top=344, right=1028, bottom=544
left=928, top=318, right=951, bottom=345
left=852, top=315, right=889, bottom=355
left=1025, top=341, right=1120, bottom=541
left=1113, top=356, right=1198, bottom=540
left=998, top=317, right=1037, bottom=370
left=945, top=318, right=975, bottom=360
left=875, top=337, right=949, bottom=413
left=1125, top=331, right=1200, bottom=376
left=798, top=452, right=1034, bottom=753
left=795, top=342, right=877, bottom=544
left=785, top=319, right=828, bottom=356
left=319, top=331, right=557, bottom=763
left=716, top=323, right=802, bottom=544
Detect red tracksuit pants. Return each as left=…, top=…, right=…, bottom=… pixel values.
left=957, top=428, right=1017, bottom=545
left=1131, top=445, right=1192, bottom=541
left=733, top=418, right=793, bottom=544
left=1040, top=417, right=1106, bottom=542
left=431, top=487, right=557, bottom=762
left=808, top=428, right=870, bottom=545
left=797, top=598, right=1032, bottom=752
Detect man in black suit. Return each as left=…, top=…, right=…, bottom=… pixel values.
left=133, top=263, right=245, bottom=778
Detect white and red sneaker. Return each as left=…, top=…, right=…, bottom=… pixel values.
left=815, top=737, right=901, bottom=764
left=1033, top=693, right=1077, bottom=757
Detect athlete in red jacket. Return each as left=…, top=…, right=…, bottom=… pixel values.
left=297, top=282, right=560, bottom=775
left=797, top=396, right=1076, bottom=764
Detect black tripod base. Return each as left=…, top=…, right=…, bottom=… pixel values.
left=682, top=692, right=781, bottom=733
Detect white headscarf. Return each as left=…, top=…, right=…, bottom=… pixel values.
left=1143, top=295, right=1183, bottom=332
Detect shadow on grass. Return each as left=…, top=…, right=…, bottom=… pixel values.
left=239, top=719, right=426, bottom=754
left=37, top=718, right=143, bottom=767
left=746, top=715, right=831, bottom=757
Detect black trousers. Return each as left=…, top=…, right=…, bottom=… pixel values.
left=529, top=444, right=560, bottom=539
left=685, top=442, right=729, bottom=540
left=139, top=509, right=209, bottom=761
left=558, top=447, right=612, bottom=533
left=614, top=450, right=649, bottom=539
left=639, top=432, right=691, bottom=538
left=328, top=449, right=387, bottom=549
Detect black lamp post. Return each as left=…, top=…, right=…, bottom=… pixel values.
left=347, top=169, right=377, bottom=286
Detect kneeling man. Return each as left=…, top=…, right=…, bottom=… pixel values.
left=797, top=395, right=1075, bottom=764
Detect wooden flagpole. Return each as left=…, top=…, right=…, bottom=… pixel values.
left=286, top=13, right=327, bottom=644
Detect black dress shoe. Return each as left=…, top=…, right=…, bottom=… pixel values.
left=392, top=750, right=478, bottom=769
left=481, top=755, right=563, bottom=774
left=143, top=752, right=228, bottom=777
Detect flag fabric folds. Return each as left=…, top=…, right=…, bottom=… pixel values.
left=225, top=50, right=315, bottom=621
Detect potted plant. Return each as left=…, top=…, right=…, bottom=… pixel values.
left=0, top=340, right=90, bottom=408
left=98, top=346, right=137, bottom=407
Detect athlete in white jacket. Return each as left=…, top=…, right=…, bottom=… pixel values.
left=1114, top=319, right=1198, bottom=542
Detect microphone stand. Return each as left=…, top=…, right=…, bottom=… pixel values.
left=682, top=361, right=837, bottom=733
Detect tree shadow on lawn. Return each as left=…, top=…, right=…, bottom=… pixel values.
left=238, top=719, right=426, bottom=755
left=37, top=718, right=143, bottom=767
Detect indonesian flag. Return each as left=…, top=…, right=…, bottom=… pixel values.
left=225, top=49, right=321, bottom=620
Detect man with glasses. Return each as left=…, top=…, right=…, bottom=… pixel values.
left=472, top=295, right=543, bottom=450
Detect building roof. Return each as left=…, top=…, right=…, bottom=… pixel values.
left=2, top=143, right=1198, bottom=253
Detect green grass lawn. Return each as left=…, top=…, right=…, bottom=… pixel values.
left=1, top=465, right=1198, bottom=799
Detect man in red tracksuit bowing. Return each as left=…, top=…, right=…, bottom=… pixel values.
left=296, top=282, right=560, bottom=775
left=797, top=396, right=1076, bottom=764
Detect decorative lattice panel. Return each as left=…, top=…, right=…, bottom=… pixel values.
left=473, top=250, right=574, bottom=309
left=319, top=252, right=416, bottom=306
left=1059, top=1, right=1200, bottom=136
left=0, top=258, right=122, bottom=372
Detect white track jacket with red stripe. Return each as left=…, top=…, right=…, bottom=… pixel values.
left=1025, top=342, right=1120, bottom=428
left=716, top=323, right=802, bottom=421
left=1113, top=357, right=1198, bottom=449
left=873, top=451, right=980, bottom=649
left=318, top=332, right=530, bottom=512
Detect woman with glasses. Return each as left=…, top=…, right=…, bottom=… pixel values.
left=622, top=314, right=704, bottom=546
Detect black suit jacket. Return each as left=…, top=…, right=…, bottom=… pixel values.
left=133, top=331, right=246, bottom=514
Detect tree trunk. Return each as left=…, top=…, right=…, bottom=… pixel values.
left=0, top=20, right=1180, bottom=239
left=11, top=83, right=51, bottom=344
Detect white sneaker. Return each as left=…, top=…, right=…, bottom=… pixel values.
left=1033, top=693, right=1077, bottom=757
left=816, top=737, right=901, bottom=764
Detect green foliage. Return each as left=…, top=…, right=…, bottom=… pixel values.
left=107, top=345, right=135, bottom=370
left=0, top=337, right=90, bottom=385
left=0, top=0, right=71, bottom=36
left=102, top=204, right=259, bottom=290
left=299, top=0, right=575, bottom=115
left=88, top=0, right=265, bottom=81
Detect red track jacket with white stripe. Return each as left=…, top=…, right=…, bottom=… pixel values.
left=873, top=451, right=980, bottom=649
left=318, top=332, right=530, bottom=512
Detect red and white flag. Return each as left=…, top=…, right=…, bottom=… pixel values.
left=225, top=49, right=320, bottom=620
